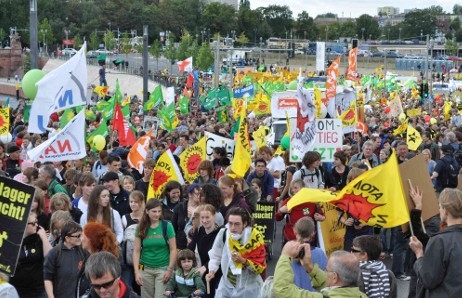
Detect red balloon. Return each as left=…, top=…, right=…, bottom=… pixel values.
left=384, top=106, right=391, bottom=113
left=383, top=122, right=390, bottom=128
left=424, top=115, right=431, bottom=122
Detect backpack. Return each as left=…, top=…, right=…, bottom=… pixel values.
left=441, top=157, right=459, bottom=188
left=453, top=144, right=462, bottom=168
left=299, top=168, right=321, bottom=186
left=122, top=223, right=138, bottom=266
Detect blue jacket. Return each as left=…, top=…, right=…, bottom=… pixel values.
left=246, top=170, right=274, bottom=200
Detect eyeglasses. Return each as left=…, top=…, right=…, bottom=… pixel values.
left=350, top=247, right=362, bottom=253
left=27, top=221, right=38, bottom=226
left=67, top=234, right=81, bottom=238
left=91, top=277, right=117, bottom=290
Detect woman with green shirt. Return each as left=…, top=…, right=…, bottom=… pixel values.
left=133, top=199, right=177, bottom=298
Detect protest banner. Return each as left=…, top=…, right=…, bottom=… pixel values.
left=233, top=85, right=255, bottom=99
left=312, top=119, right=343, bottom=162
left=317, top=202, right=346, bottom=256
left=252, top=202, right=275, bottom=244
left=143, top=116, right=159, bottom=136
left=204, top=132, right=257, bottom=162
left=0, top=176, right=35, bottom=275
left=270, top=91, right=298, bottom=119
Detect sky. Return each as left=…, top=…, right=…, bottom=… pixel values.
left=249, top=0, right=460, bottom=18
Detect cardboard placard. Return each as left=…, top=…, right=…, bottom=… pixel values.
left=0, top=176, right=35, bottom=275
left=399, top=154, right=439, bottom=222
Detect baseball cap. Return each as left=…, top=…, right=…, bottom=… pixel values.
left=7, top=145, right=20, bottom=154
left=101, top=172, right=119, bottom=182
left=186, top=183, right=200, bottom=195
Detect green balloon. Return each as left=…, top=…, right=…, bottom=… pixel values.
left=22, top=69, right=45, bottom=99
left=288, top=80, right=298, bottom=90
left=281, top=135, right=290, bottom=150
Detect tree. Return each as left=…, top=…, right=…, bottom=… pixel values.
left=294, top=11, right=317, bottom=41
left=104, top=30, right=116, bottom=50
left=401, top=9, right=437, bottom=41
left=235, top=32, right=249, bottom=46
left=355, top=14, right=380, bottom=40
left=73, top=34, right=83, bottom=49
left=261, top=5, right=293, bottom=38
left=202, top=2, right=237, bottom=36
left=163, top=35, right=177, bottom=73
left=454, top=4, right=462, bottom=15
left=149, top=39, right=162, bottom=70
left=445, top=39, right=459, bottom=55
left=195, top=42, right=214, bottom=70
left=89, top=31, right=99, bottom=51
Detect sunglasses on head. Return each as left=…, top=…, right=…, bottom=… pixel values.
left=91, top=277, right=117, bottom=290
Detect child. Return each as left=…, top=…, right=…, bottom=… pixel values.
left=165, top=249, right=205, bottom=297
left=250, top=178, right=263, bottom=201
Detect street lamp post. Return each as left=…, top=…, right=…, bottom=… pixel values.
left=254, top=29, right=257, bottom=46
left=399, top=28, right=402, bottom=42
left=64, top=29, right=71, bottom=48
left=387, top=29, right=390, bottom=42
left=325, top=26, right=328, bottom=42
left=259, top=37, right=263, bottom=62
left=30, top=0, right=39, bottom=69
left=361, top=27, right=365, bottom=41
left=421, top=30, right=423, bottom=42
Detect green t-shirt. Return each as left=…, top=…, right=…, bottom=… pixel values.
left=138, top=221, right=175, bottom=268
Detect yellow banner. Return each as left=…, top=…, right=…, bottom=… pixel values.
left=179, top=136, right=207, bottom=183
left=147, top=150, right=185, bottom=200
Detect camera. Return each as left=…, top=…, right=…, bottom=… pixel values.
left=297, top=241, right=310, bottom=259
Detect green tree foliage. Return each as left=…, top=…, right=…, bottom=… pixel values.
left=149, top=39, right=162, bottom=70
left=454, top=4, right=462, bottom=15
left=402, top=9, right=438, bottom=40
left=355, top=14, right=380, bottom=40
left=202, top=2, right=237, bottom=37
left=195, top=42, right=214, bottom=70
left=294, top=11, right=317, bottom=41
left=445, top=39, right=459, bottom=55
left=235, top=32, right=249, bottom=46
left=261, top=5, right=293, bottom=38
left=89, top=31, right=99, bottom=51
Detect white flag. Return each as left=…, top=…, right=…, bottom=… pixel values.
left=28, top=43, right=88, bottom=133
left=27, top=110, right=86, bottom=162
left=165, top=86, right=175, bottom=107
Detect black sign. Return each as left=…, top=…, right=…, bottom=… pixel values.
left=252, top=202, right=275, bottom=243
left=0, top=176, right=35, bottom=275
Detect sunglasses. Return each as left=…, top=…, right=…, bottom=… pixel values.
left=27, top=221, right=38, bottom=226
left=67, top=234, right=81, bottom=238
left=91, top=277, right=117, bottom=290
left=350, top=247, right=362, bottom=253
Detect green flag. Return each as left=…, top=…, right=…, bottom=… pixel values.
left=87, top=121, right=109, bottom=150
left=23, top=104, right=32, bottom=122
left=144, top=85, right=163, bottom=111
left=60, top=109, right=75, bottom=128
left=179, top=96, right=189, bottom=115
left=217, top=88, right=231, bottom=106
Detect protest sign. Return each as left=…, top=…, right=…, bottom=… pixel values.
left=252, top=202, right=275, bottom=244
left=317, top=202, right=346, bottom=256
left=312, top=119, right=343, bottom=162
left=233, top=85, right=255, bottom=99
left=0, top=176, right=35, bottom=275
left=399, top=154, right=439, bottom=222
left=204, top=132, right=257, bottom=162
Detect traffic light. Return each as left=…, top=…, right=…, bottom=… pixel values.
left=422, top=80, right=429, bottom=98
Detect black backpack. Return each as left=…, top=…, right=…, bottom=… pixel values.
left=453, top=144, right=462, bottom=168
left=441, top=157, right=459, bottom=188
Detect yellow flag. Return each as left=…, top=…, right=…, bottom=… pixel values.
left=0, top=108, right=10, bottom=136
left=444, top=101, right=452, bottom=121
left=284, top=110, right=290, bottom=137
left=393, top=118, right=408, bottom=136
left=338, top=101, right=357, bottom=127
left=314, top=87, right=324, bottom=118
left=406, top=125, right=423, bottom=151
left=406, top=108, right=422, bottom=117
left=231, top=104, right=251, bottom=178
left=147, top=150, right=185, bottom=200
left=252, top=126, right=269, bottom=149
left=288, top=151, right=410, bottom=228
left=179, top=136, right=207, bottom=183
left=254, top=93, right=271, bottom=116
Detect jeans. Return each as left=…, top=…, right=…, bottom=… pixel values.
left=140, top=266, right=167, bottom=298
left=391, top=227, right=410, bottom=275
left=380, top=228, right=394, bottom=254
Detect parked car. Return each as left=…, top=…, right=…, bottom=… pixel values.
left=384, top=51, right=403, bottom=58
left=86, top=50, right=98, bottom=58
left=62, top=48, right=77, bottom=56
left=95, top=49, right=114, bottom=55
left=371, top=51, right=384, bottom=57
left=294, top=49, right=304, bottom=55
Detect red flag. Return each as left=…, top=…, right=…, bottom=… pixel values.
left=186, top=72, right=194, bottom=88
left=346, top=48, right=357, bottom=80
left=177, top=57, right=193, bottom=73
left=325, top=56, right=340, bottom=106
left=113, top=101, right=136, bottom=146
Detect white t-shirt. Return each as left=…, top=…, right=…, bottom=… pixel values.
left=267, top=155, right=285, bottom=188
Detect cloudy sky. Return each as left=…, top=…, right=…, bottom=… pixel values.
left=249, top=0, right=460, bottom=18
